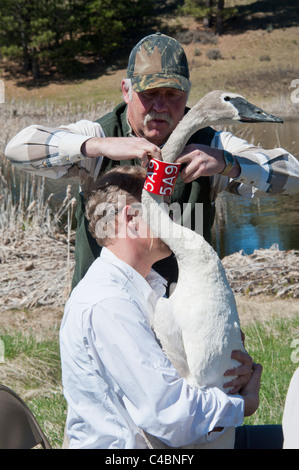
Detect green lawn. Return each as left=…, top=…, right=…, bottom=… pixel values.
left=243, top=315, right=299, bottom=427
left=1, top=311, right=298, bottom=448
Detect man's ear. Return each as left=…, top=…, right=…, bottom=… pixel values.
left=123, top=205, right=139, bottom=238
left=121, top=80, right=130, bottom=104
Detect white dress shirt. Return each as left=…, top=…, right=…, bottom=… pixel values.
left=60, top=248, right=244, bottom=449
left=283, top=368, right=299, bottom=449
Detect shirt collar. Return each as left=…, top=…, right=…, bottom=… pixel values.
left=123, top=105, right=133, bottom=137
left=100, top=247, right=167, bottom=313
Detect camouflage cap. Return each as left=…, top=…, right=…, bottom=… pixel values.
left=127, top=33, right=190, bottom=93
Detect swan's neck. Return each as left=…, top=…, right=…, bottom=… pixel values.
left=141, top=101, right=218, bottom=261
left=141, top=190, right=201, bottom=266
left=141, top=110, right=205, bottom=257
left=162, top=103, right=228, bottom=163
left=162, top=111, right=202, bottom=163
left=163, top=101, right=224, bottom=163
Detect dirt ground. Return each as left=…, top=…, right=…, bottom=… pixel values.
left=1, top=293, right=298, bottom=342
left=0, top=305, right=63, bottom=340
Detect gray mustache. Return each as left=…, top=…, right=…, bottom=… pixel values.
left=143, top=112, right=174, bottom=127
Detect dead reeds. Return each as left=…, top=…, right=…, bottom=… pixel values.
left=222, top=245, right=299, bottom=298
left=0, top=169, right=77, bottom=309
left=0, top=99, right=114, bottom=309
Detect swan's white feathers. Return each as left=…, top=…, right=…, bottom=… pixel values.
left=140, top=90, right=263, bottom=449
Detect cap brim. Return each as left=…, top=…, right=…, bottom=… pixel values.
left=131, top=74, right=190, bottom=93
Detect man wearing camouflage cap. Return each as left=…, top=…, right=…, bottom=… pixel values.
left=127, top=32, right=190, bottom=93
left=5, top=32, right=299, bottom=290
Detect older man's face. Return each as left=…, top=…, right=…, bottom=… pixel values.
left=124, top=87, right=188, bottom=147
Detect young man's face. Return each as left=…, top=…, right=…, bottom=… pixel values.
left=137, top=214, right=171, bottom=261
left=126, top=203, right=171, bottom=261
left=123, top=85, right=188, bottom=147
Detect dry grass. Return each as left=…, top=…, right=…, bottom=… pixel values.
left=0, top=100, right=115, bottom=310
left=223, top=246, right=299, bottom=299
left=0, top=351, right=61, bottom=400
left=0, top=172, right=76, bottom=309
left=186, top=26, right=299, bottom=114
left=0, top=99, right=114, bottom=148
left=236, top=294, right=299, bottom=327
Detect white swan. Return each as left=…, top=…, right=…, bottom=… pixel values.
left=141, top=90, right=282, bottom=449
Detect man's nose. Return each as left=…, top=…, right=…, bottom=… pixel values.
left=152, top=95, right=168, bottom=113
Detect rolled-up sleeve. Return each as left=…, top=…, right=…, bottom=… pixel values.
left=5, top=120, right=105, bottom=179
left=211, top=130, right=299, bottom=197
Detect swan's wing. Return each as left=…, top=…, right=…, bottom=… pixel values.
left=152, top=297, right=190, bottom=378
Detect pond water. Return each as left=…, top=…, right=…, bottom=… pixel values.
left=211, top=191, right=299, bottom=258
left=44, top=118, right=299, bottom=258
left=211, top=118, right=299, bottom=257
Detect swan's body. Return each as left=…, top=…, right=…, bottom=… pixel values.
left=141, top=91, right=282, bottom=449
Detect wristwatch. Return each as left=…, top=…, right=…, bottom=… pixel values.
left=219, top=150, right=236, bottom=176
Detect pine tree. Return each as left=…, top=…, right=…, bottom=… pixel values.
left=0, top=0, right=55, bottom=78
left=0, top=0, right=154, bottom=78
left=178, top=0, right=226, bottom=35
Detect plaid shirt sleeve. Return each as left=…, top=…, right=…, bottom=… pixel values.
left=210, top=130, right=299, bottom=198
left=5, top=120, right=105, bottom=182
left=5, top=122, right=299, bottom=197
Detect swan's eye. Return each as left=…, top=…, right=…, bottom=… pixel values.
left=224, top=96, right=231, bottom=101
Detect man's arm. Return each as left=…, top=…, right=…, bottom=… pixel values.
left=81, top=136, right=161, bottom=166
left=4, top=120, right=105, bottom=179
left=218, top=130, right=299, bottom=196
left=175, top=130, right=299, bottom=197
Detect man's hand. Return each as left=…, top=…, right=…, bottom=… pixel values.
left=175, top=144, right=241, bottom=181
left=240, top=362, right=263, bottom=417
left=223, top=349, right=262, bottom=418
left=81, top=136, right=161, bottom=167
left=223, top=350, right=253, bottom=395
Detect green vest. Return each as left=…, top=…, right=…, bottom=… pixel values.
left=72, top=103, right=216, bottom=289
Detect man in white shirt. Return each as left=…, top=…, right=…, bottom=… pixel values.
left=59, top=165, right=262, bottom=449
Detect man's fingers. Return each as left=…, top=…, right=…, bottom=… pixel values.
left=224, top=364, right=251, bottom=377
left=231, top=349, right=252, bottom=365
left=250, top=363, right=263, bottom=386
left=223, top=350, right=254, bottom=394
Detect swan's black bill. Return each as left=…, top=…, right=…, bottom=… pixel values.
left=230, top=97, right=284, bottom=123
